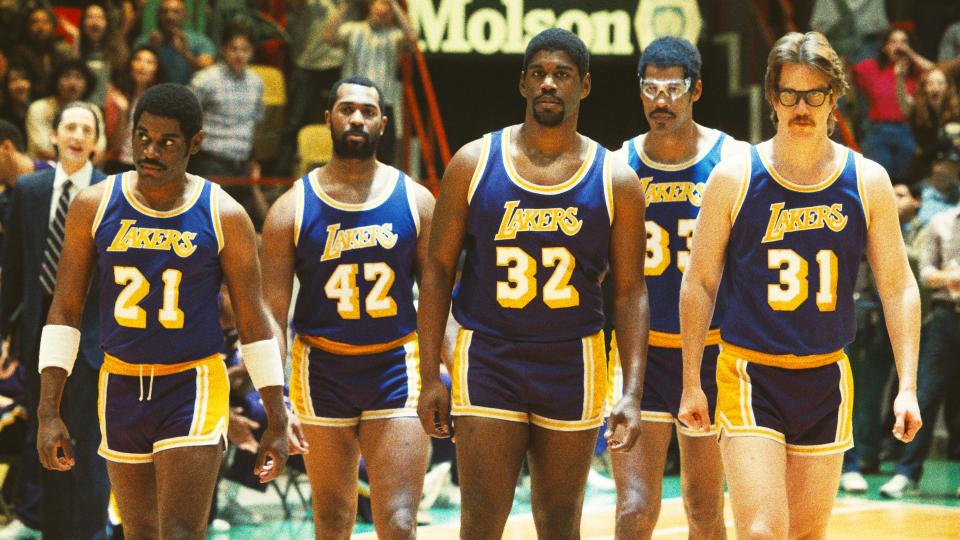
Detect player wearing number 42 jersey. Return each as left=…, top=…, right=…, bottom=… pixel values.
left=261, top=76, right=436, bottom=539
left=606, top=36, right=746, bottom=540
left=678, top=32, right=922, bottom=539
left=418, top=29, right=650, bottom=539
left=36, top=84, right=288, bottom=538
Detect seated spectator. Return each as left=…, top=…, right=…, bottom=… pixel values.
left=852, top=28, right=934, bottom=180
left=918, top=140, right=960, bottom=225
left=901, top=67, right=960, bottom=180
left=188, top=25, right=266, bottom=225
left=325, top=0, right=417, bottom=165
left=134, top=0, right=215, bottom=84
left=103, top=46, right=166, bottom=174
left=72, top=2, right=129, bottom=107
left=8, top=6, right=71, bottom=99
left=121, top=0, right=147, bottom=50
left=939, top=19, right=960, bottom=78
left=0, top=66, right=32, bottom=139
left=24, top=59, right=106, bottom=161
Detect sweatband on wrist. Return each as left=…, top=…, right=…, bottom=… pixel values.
left=240, top=337, right=285, bottom=390
left=38, top=324, right=80, bottom=376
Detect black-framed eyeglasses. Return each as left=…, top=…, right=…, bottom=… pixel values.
left=776, top=87, right=831, bottom=107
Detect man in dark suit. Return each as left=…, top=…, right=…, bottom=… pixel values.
left=0, top=102, right=110, bottom=539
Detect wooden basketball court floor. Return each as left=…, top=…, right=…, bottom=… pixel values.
left=352, top=495, right=960, bottom=539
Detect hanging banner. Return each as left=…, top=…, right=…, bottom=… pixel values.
left=408, top=0, right=703, bottom=57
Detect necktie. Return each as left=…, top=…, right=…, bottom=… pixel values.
left=40, top=179, right=72, bottom=296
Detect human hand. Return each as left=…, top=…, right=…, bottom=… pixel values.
left=678, top=385, right=711, bottom=433
left=37, top=416, right=74, bottom=471
left=287, top=414, right=309, bottom=455
left=228, top=407, right=260, bottom=453
left=254, top=424, right=289, bottom=483
left=605, top=393, right=642, bottom=452
left=416, top=376, right=451, bottom=438
left=892, top=391, right=922, bottom=443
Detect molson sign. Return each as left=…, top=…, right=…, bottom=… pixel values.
left=409, top=0, right=702, bottom=56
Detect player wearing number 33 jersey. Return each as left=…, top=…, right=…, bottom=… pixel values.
left=450, top=126, right=614, bottom=429
left=93, top=171, right=229, bottom=462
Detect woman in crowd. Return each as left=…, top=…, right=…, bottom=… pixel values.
left=852, top=27, right=934, bottom=180
left=73, top=2, right=129, bottom=107
left=901, top=67, right=960, bottom=180
left=0, top=66, right=32, bottom=138
left=103, top=46, right=165, bottom=174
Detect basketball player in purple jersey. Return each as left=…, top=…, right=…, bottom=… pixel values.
left=36, top=83, right=288, bottom=538
left=261, top=76, right=435, bottom=539
left=608, top=36, right=745, bottom=539
left=679, top=32, right=922, bottom=538
left=417, top=28, right=650, bottom=539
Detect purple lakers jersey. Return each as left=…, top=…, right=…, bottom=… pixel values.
left=452, top=127, right=614, bottom=342
left=292, top=167, right=419, bottom=351
left=94, top=172, right=224, bottom=364
left=722, top=145, right=867, bottom=357
left=622, top=129, right=737, bottom=346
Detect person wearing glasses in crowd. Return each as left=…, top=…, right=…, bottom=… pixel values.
left=606, top=36, right=745, bottom=539
left=678, top=31, right=922, bottom=538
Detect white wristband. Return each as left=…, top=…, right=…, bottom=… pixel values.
left=38, top=324, right=80, bottom=376
left=240, top=337, right=284, bottom=390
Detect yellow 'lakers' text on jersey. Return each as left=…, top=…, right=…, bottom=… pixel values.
left=761, top=202, right=849, bottom=243
left=493, top=200, right=583, bottom=241
left=106, top=219, right=198, bottom=258
left=321, top=222, right=399, bottom=261
left=640, top=177, right=706, bottom=207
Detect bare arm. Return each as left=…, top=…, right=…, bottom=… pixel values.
left=605, top=156, right=648, bottom=452
left=862, top=159, right=922, bottom=443
left=677, top=156, right=744, bottom=431
left=416, top=139, right=482, bottom=437
left=37, top=183, right=105, bottom=470
left=218, top=189, right=289, bottom=482
left=259, top=187, right=298, bottom=359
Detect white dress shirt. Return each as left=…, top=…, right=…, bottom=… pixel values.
left=49, top=160, right=94, bottom=225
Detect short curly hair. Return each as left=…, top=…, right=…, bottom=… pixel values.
left=523, top=28, right=589, bottom=79
left=132, top=83, right=203, bottom=141
left=638, top=36, right=701, bottom=83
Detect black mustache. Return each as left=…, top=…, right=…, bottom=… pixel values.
left=651, top=109, right=675, bottom=117
left=341, top=127, right=370, bottom=140
left=535, top=94, right=562, bottom=104
left=790, top=116, right=814, bottom=124
left=137, top=159, right=166, bottom=170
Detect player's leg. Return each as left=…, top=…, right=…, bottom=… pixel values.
left=152, top=444, right=223, bottom=539
left=610, top=421, right=672, bottom=539
left=302, top=424, right=362, bottom=539
left=719, top=436, right=788, bottom=539
left=359, top=417, right=430, bottom=539
left=527, top=425, right=601, bottom=539
left=676, top=343, right=726, bottom=539
left=784, top=453, right=844, bottom=539
left=106, top=461, right=159, bottom=539
left=678, top=431, right=727, bottom=539
left=455, top=417, right=529, bottom=540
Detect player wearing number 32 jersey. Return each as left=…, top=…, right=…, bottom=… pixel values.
left=417, top=29, right=650, bottom=539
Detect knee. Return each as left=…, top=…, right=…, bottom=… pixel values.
left=377, top=507, right=418, bottom=540
left=162, top=522, right=202, bottom=540
left=312, top=503, right=356, bottom=534
left=742, top=519, right=786, bottom=540
left=682, top=491, right=724, bottom=529
left=532, top=508, right=580, bottom=540
left=616, top=491, right=661, bottom=536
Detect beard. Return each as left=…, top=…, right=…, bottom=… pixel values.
left=332, top=128, right=378, bottom=159
left=532, top=107, right=564, bottom=127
